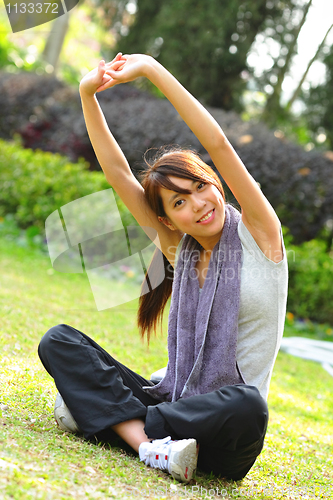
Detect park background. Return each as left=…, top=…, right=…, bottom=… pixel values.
left=0, top=0, right=333, bottom=498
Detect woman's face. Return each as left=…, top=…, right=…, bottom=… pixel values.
left=158, top=176, right=225, bottom=250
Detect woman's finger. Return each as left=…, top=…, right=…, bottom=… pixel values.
left=105, top=68, right=125, bottom=79
left=111, top=52, right=122, bottom=64
left=106, top=60, right=126, bottom=72
left=106, top=53, right=124, bottom=68
left=96, top=77, right=118, bottom=92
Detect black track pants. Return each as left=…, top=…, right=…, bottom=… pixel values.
left=38, top=324, right=268, bottom=480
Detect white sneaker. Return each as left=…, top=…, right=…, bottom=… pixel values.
left=139, top=436, right=198, bottom=483
left=54, top=393, right=81, bottom=433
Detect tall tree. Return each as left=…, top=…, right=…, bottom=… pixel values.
left=285, top=23, right=333, bottom=111
left=304, top=45, right=333, bottom=149
left=117, top=0, right=276, bottom=110
left=87, top=0, right=133, bottom=33
left=43, top=14, right=70, bottom=72
left=260, top=0, right=313, bottom=123
left=42, top=0, right=130, bottom=73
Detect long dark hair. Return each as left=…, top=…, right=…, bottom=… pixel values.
left=138, top=146, right=225, bottom=341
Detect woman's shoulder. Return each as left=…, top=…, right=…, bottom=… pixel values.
left=238, top=218, right=287, bottom=267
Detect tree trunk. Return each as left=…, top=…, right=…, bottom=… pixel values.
left=286, top=23, right=333, bottom=111
left=262, top=0, right=313, bottom=122
left=43, top=13, right=70, bottom=73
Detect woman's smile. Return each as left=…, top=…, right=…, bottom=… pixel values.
left=196, top=208, right=215, bottom=224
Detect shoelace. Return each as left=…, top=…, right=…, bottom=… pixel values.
left=144, top=436, right=174, bottom=471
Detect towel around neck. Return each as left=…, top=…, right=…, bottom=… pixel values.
left=144, top=204, right=245, bottom=402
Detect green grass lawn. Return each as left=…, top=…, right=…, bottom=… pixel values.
left=0, top=237, right=332, bottom=499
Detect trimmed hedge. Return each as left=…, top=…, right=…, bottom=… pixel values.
left=0, top=138, right=134, bottom=230
left=286, top=234, right=333, bottom=325
left=207, top=110, right=333, bottom=244
left=1, top=71, right=333, bottom=243
left=1, top=138, right=333, bottom=325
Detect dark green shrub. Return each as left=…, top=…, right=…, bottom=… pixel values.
left=230, top=122, right=333, bottom=244
left=286, top=233, right=333, bottom=325
left=0, top=214, right=47, bottom=252
left=1, top=137, right=333, bottom=325
left=0, top=138, right=135, bottom=230
left=1, top=71, right=333, bottom=244
left=0, top=71, right=66, bottom=142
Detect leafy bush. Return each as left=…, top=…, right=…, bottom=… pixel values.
left=286, top=233, right=333, bottom=325
left=0, top=71, right=66, bottom=142
left=0, top=214, right=46, bottom=252
left=1, top=137, right=333, bottom=325
left=228, top=120, right=333, bottom=244
left=1, top=71, right=333, bottom=243
left=284, top=312, right=333, bottom=343
left=0, top=71, right=151, bottom=167
left=0, top=18, right=45, bottom=74
left=0, top=138, right=135, bottom=230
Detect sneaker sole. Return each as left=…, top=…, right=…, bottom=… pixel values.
left=169, top=439, right=198, bottom=483
left=54, top=393, right=81, bottom=433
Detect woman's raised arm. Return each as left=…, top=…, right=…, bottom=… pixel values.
left=79, top=55, right=182, bottom=265
left=79, top=55, right=130, bottom=188
left=107, top=54, right=283, bottom=262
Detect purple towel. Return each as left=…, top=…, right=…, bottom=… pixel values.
left=144, top=204, right=245, bottom=402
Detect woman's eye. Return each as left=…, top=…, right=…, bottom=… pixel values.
left=198, top=182, right=206, bottom=190
left=174, top=199, right=184, bottom=207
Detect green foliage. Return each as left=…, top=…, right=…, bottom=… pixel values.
left=118, top=0, right=272, bottom=110
left=254, top=0, right=312, bottom=121
left=0, top=21, right=14, bottom=69
left=286, top=233, right=333, bottom=325
left=285, top=312, right=333, bottom=343
left=0, top=138, right=134, bottom=230
left=304, top=45, right=333, bottom=150
left=57, top=61, right=82, bottom=87
left=2, top=67, right=332, bottom=244
left=0, top=17, right=45, bottom=73
left=0, top=214, right=46, bottom=252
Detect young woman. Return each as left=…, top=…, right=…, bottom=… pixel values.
left=38, top=53, right=288, bottom=483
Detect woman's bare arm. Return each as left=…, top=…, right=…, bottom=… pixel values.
left=79, top=57, right=182, bottom=265
left=107, top=55, right=283, bottom=262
